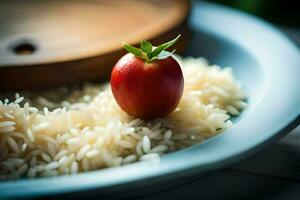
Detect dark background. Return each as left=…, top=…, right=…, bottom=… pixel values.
left=205, top=0, right=300, bottom=26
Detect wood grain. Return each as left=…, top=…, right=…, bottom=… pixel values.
left=0, top=0, right=190, bottom=91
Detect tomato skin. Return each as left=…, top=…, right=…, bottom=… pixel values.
left=111, top=53, right=184, bottom=119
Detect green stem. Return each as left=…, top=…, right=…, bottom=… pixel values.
left=122, top=34, right=181, bottom=63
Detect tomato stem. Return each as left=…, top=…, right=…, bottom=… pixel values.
left=122, top=34, right=181, bottom=63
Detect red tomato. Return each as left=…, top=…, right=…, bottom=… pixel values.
left=111, top=53, right=184, bottom=119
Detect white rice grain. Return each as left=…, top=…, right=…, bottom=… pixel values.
left=0, top=126, right=15, bottom=133
left=122, top=155, right=137, bottom=164
left=41, top=153, right=52, bottom=163
left=14, top=97, right=24, bottom=104
left=0, top=121, right=15, bottom=127
left=33, top=122, right=50, bottom=132
left=82, top=158, right=90, bottom=171
left=60, top=154, right=75, bottom=169
left=70, top=161, right=78, bottom=174
left=226, top=105, right=240, bottom=115
left=45, top=162, right=59, bottom=170
left=47, top=143, right=56, bottom=157
left=142, top=136, right=151, bottom=153
left=54, top=150, right=68, bottom=161
left=76, top=144, right=91, bottom=161
left=7, top=136, right=20, bottom=153
left=26, top=129, right=35, bottom=142
left=136, top=141, right=143, bottom=156
left=86, top=149, right=100, bottom=158
left=66, top=138, right=81, bottom=146
left=140, top=153, right=160, bottom=161
left=164, top=130, right=172, bottom=140
left=21, top=143, right=27, bottom=152
left=15, top=93, right=20, bottom=99
left=58, top=156, right=68, bottom=166
left=149, top=145, right=168, bottom=153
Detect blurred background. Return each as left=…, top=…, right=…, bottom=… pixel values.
left=203, top=0, right=300, bottom=47
left=205, top=0, right=300, bottom=26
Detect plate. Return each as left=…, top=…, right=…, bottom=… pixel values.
left=0, top=1, right=300, bottom=199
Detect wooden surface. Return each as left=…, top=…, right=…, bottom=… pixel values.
left=0, top=0, right=190, bottom=91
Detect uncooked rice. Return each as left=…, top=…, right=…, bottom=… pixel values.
left=0, top=57, right=246, bottom=180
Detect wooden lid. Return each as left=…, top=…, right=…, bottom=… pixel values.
left=0, top=0, right=190, bottom=91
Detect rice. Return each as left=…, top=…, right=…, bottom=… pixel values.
left=142, top=136, right=151, bottom=153
left=0, top=121, right=15, bottom=127
left=0, top=57, right=246, bottom=180
left=70, top=161, right=79, bottom=174
left=0, top=126, right=15, bottom=133
left=41, top=153, right=52, bottom=163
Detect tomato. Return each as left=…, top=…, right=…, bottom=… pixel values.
left=110, top=35, right=184, bottom=119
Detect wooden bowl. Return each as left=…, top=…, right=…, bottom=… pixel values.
left=0, top=0, right=190, bottom=91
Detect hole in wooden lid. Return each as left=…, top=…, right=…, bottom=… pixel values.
left=12, top=42, right=36, bottom=55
